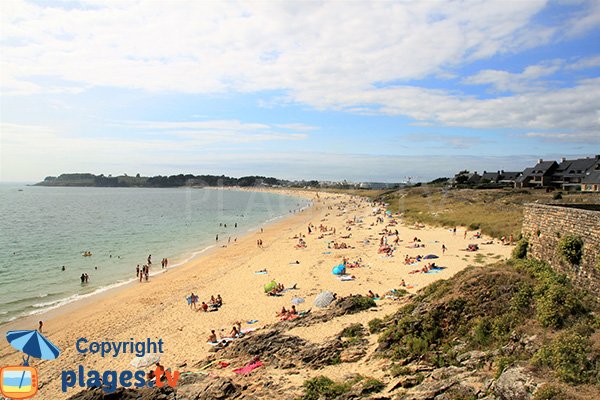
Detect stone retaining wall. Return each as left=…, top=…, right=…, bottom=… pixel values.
left=522, top=203, right=600, bottom=296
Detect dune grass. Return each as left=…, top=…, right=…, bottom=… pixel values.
left=373, top=187, right=599, bottom=239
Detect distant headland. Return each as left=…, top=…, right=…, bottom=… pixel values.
left=34, top=173, right=404, bottom=190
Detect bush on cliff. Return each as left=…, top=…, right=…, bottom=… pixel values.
left=557, top=235, right=584, bottom=265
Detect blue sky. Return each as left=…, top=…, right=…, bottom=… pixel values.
left=1, top=0, right=599, bottom=182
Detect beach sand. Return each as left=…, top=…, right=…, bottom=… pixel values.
left=0, top=190, right=513, bottom=399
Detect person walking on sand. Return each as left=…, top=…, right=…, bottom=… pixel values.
left=442, top=244, right=447, bottom=254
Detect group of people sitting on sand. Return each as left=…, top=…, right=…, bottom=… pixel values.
left=404, top=254, right=425, bottom=264
left=367, top=290, right=380, bottom=299
left=329, top=241, right=352, bottom=249
left=190, top=292, right=223, bottom=312
left=343, top=257, right=364, bottom=268
left=462, top=244, right=479, bottom=252
left=295, top=238, right=307, bottom=249
left=409, top=262, right=439, bottom=274
left=378, top=244, right=394, bottom=256
left=268, top=282, right=297, bottom=296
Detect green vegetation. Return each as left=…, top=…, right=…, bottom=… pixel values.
left=368, top=318, right=385, bottom=334
left=376, top=258, right=598, bottom=384
left=373, top=187, right=598, bottom=239
left=512, top=238, right=529, bottom=259
left=340, top=323, right=366, bottom=338
left=557, top=235, right=584, bottom=265
left=302, top=376, right=350, bottom=400
left=302, top=375, right=384, bottom=400
left=532, top=384, right=569, bottom=400
left=350, top=296, right=377, bottom=311
left=533, top=331, right=595, bottom=384
left=361, top=378, right=385, bottom=394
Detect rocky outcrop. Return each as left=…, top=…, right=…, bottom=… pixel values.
left=219, top=328, right=344, bottom=369
left=493, top=367, right=539, bottom=400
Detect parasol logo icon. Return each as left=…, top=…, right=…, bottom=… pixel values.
left=2, top=329, right=61, bottom=398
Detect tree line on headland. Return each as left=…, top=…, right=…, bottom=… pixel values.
left=35, top=173, right=323, bottom=188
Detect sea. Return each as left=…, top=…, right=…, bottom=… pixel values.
left=0, top=184, right=310, bottom=324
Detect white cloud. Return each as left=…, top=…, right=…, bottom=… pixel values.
left=522, top=131, right=600, bottom=143
left=0, top=0, right=553, bottom=97
left=463, top=60, right=563, bottom=92
left=1, top=0, right=599, bottom=158
left=568, top=55, right=600, bottom=70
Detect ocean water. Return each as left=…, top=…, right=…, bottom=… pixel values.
left=0, top=184, right=310, bottom=324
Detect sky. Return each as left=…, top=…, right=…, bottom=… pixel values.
left=1, top=0, right=599, bottom=183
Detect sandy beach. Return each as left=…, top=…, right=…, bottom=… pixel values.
left=0, top=189, right=513, bottom=399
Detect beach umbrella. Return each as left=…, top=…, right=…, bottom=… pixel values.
left=6, top=330, right=60, bottom=361
left=130, top=353, right=161, bottom=369
left=291, top=297, right=305, bottom=305
left=263, top=280, right=277, bottom=293
left=314, top=291, right=335, bottom=308
left=332, top=264, right=346, bottom=275
left=423, top=254, right=439, bottom=259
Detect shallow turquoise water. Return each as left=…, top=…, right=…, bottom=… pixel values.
left=0, top=185, right=309, bottom=324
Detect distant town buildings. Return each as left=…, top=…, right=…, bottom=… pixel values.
left=451, top=155, right=600, bottom=192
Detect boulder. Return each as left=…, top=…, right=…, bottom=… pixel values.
left=176, top=376, right=241, bottom=400
left=494, top=367, right=538, bottom=400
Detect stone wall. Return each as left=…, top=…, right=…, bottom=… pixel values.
left=522, top=203, right=600, bottom=296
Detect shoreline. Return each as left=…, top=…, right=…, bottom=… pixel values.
left=0, top=187, right=315, bottom=333
left=0, top=189, right=513, bottom=400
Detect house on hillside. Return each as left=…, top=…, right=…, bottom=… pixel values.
left=581, top=160, right=600, bottom=192
left=528, top=160, right=559, bottom=188
left=498, top=171, right=522, bottom=186
left=515, top=168, right=534, bottom=188
left=552, top=156, right=600, bottom=191
left=450, top=171, right=481, bottom=186
left=480, top=171, right=501, bottom=183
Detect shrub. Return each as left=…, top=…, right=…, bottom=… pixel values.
left=389, top=364, right=412, bottom=377
left=533, top=331, right=594, bottom=384
left=553, top=192, right=563, bottom=200
left=302, top=376, right=349, bottom=400
left=512, top=239, right=529, bottom=259
left=340, top=323, right=365, bottom=338
left=350, top=296, right=376, bottom=311
left=510, top=282, right=533, bottom=312
left=535, top=276, right=586, bottom=329
left=557, top=235, right=583, bottom=265
left=469, top=223, right=480, bottom=230
left=532, top=384, right=568, bottom=400
left=368, top=318, right=385, bottom=334
left=361, top=378, right=385, bottom=394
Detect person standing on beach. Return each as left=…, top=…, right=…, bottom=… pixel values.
left=136, top=265, right=140, bottom=277
left=38, top=321, right=43, bottom=333
left=164, top=258, right=168, bottom=269
left=139, top=267, right=144, bottom=282
left=190, top=292, right=197, bottom=310
left=147, top=254, right=152, bottom=265
left=442, top=244, right=447, bottom=254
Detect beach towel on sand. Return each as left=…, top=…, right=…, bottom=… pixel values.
left=233, top=361, right=263, bottom=375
